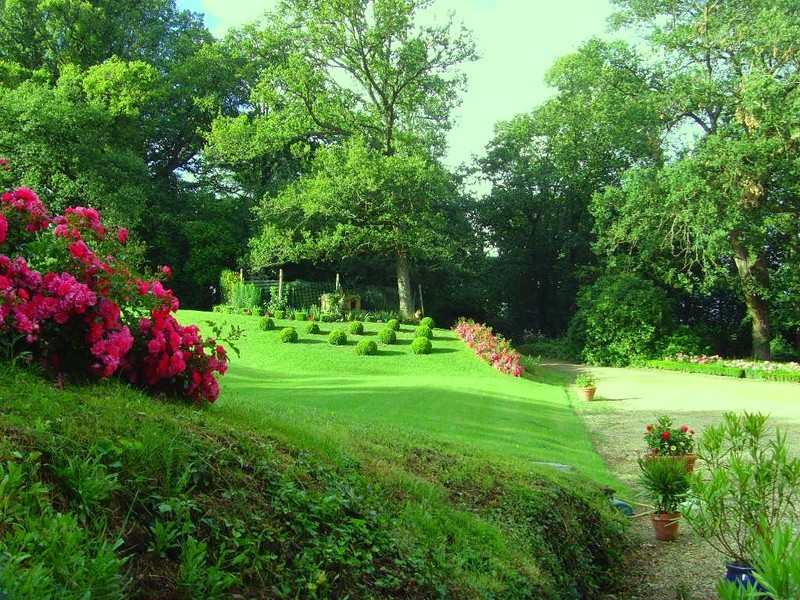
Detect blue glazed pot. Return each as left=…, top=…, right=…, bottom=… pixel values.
left=725, top=564, right=765, bottom=591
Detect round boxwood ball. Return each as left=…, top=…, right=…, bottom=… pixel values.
left=259, top=316, right=275, bottom=331
left=328, top=330, right=348, bottom=346
left=305, top=321, right=320, bottom=334
left=415, top=324, right=433, bottom=340
left=377, top=327, right=396, bottom=345
left=387, top=318, right=400, bottom=332
left=348, top=320, right=364, bottom=335
left=355, top=339, right=378, bottom=356
left=411, top=337, right=432, bottom=355
left=420, top=316, right=435, bottom=329
left=279, top=327, right=298, bottom=343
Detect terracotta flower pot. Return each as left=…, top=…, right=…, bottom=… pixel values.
left=577, top=386, right=597, bottom=401
left=651, top=512, right=680, bottom=541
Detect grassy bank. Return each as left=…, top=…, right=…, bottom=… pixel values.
left=0, top=311, right=631, bottom=598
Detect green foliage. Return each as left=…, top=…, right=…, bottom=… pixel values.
left=328, top=330, right=348, bottom=346
left=273, top=310, right=286, bottom=319
left=320, top=313, right=336, bottom=323
left=684, top=413, right=800, bottom=567
left=419, top=316, right=435, bottom=329
left=279, top=327, right=298, bottom=344
left=305, top=321, right=320, bottom=334
left=348, top=320, right=364, bottom=335
left=770, top=335, right=800, bottom=363
left=229, top=281, right=262, bottom=314
left=258, top=317, right=275, bottom=331
left=518, top=338, right=577, bottom=362
left=414, top=325, right=433, bottom=340
left=567, top=273, right=673, bottom=366
left=411, top=337, right=433, bottom=355
left=294, top=311, right=308, bottom=322
left=637, top=456, right=690, bottom=513
left=354, top=339, right=378, bottom=356
left=377, top=327, right=397, bottom=345
left=574, top=373, right=596, bottom=388
left=387, top=318, right=401, bottom=332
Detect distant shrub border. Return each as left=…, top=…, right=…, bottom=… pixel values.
left=646, top=354, right=800, bottom=383
left=0, top=177, right=231, bottom=403
left=453, top=319, right=523, bottom=377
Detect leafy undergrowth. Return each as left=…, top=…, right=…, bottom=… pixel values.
left=0, top=365, right=631, bottom=599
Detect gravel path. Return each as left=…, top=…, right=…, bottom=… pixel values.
left=542, top=362, right=800, bottom=600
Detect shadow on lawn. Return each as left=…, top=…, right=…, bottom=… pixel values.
left=223, top=369, right=588, bottom=466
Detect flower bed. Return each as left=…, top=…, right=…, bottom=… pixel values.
left=452, top=319, right=523, bottom=377
left=646, top=354, right=800, bottom=383
left=0, top=178, right=230, bottom=403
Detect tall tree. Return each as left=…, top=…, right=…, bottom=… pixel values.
left=476, top=39, right=664, bottom=337
left=214, top=0, right=477, bottom=318
left=592, top=0, right=800, bottom=358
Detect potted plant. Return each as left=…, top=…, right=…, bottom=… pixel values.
left=643, top=414, right=697, bottom=471
left=683, top=412, right=800, bottom=588
left=638, top=455, right=690, bottom=541
left=574, top=373, right=597, bottom=401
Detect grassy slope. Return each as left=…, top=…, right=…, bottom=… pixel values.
left=0, top=312, right=631, bottom=599
left=194, top=311, right=618, bottom=487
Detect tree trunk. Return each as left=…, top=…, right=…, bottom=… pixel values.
left=396, top=249, right=415, bottom=321
left=730, top=230, right=771, bottom=360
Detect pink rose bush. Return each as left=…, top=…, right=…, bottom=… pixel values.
left=453, top=319, right=524, bottom=377
left=0, top=176, right=228, bottom=403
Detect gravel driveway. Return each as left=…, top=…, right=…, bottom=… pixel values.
left=542, top=362, right=800, bottom=600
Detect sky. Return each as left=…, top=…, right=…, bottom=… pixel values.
left=176, top=0, right=617, bottom=168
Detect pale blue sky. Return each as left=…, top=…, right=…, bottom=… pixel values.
left=177, top=0, right=616, bottom=167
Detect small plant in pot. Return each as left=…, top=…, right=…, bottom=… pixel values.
left=638, top=454, right=690, bottom=541
left=643, top=414, right=697, bottom=471
left=683, top=412, right=800, bottom=590
left=574, top=373, right=597, bottom=401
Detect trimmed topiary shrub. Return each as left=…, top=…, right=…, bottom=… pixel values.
left=259, top=317, right=275, bottom=331
left=377, top=327, right=396, bottom=345
left=348, top=320, right=364, bottom=335
left=305, top=321, right=320, bottom=334
left=328, top=330, right=348, bottom=346
left=294, top=311, right=308, bottom=322
left=320, top=313, right=336, bottom=323
left=279, top=327, right=298, bottom=343
left=415, top=325, right=433, bottom=340
left=355, top=339, right=378, bottom=356
left=420, top=316, right=435, bottom=329
left=273, top=310, right=286, bottom=319
left=387, top=318, right=400, bottom=332
left=411, top=337, right=432, bottom=355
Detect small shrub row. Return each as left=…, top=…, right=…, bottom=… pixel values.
left=645, top=360, right=745, bottom=378
left=355, top=339, right=378, bottom=356
left=411, top=337, right=432, bottom=355
left=328, top=330, right=348, bottom=346
left=415, top=325, right=433, bottom=340
left=377, top=327, right=396, bottom=345
left=279, top=327, right=298, bottom=343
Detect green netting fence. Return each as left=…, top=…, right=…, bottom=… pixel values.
left=246, top=278, right=404, bottom=311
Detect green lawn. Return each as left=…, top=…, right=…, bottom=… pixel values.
left=186, top=311, right=620, bottom=489
left=0, top=312, right=632, bottom=598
